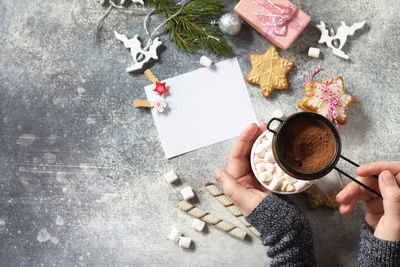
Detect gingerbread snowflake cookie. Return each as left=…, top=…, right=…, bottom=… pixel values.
left=298, top=77, right=356, bottom=125
left=246, top=45, right=294, bottom=98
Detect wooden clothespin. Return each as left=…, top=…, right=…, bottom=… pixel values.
left=144, top=69, right=168, bottom=96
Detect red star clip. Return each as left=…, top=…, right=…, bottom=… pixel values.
left=153, top=81, right=168, bottom=96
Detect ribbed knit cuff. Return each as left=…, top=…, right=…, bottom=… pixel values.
left=245, top=194, right=301, bottom=237
left=359, top=221, right=400, bottom=266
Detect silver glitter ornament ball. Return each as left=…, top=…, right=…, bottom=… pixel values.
left=218, top=13, right=242, bottom=36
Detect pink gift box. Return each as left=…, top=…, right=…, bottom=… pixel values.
left=234, top=0, right=311, bottom=50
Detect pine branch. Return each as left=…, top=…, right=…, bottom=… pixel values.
left=146, top=0, right=232, bottom=57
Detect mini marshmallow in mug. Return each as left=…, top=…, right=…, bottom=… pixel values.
left=264, top=151, right=275, bottom=162
left=283, top=174, right=297, bottom=184
left=253, top=144, right=266, bottom=157
left=262, top=138, right=273, bottom=150
left=269, top=176, right=282, bottom=191
left=265, top=162, right=275, bottom=173
left=255, top=162, right=267, bottom=173
left=294, top=180, right=309, bottom=191
left=254, top=155, right=263, bottom=163
left=266, top=131, right=274, bottom=140
left=260, top=171, right=273, bottom=182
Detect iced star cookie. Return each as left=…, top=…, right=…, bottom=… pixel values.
left=246, top=45, right=294, bottom=98
left=298, top=77, right=356, bottom=124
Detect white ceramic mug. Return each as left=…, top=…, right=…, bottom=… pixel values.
left=250, top=129, right=343, bottom=195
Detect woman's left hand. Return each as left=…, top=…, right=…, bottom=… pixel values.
left=214, top=123, right=270, bottom=216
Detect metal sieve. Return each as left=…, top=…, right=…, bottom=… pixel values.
left=267, top=112, right=381, bottom=197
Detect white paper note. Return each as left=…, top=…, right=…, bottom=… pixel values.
left=144, top=58, right=258, bottom=159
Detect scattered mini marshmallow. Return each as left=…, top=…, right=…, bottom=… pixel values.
left=308, top=47, right=320, bottom=58
left=168, top=228, right=183, bottom=242
left=180, top=186, right=195, bottom=200
left=265, top=162, right=275, bottom=173
left=178, top=236, right=192, bottom=249
left=200, top=56, right=213, bottom=69
left=260, top=171, right=273, bottom=182
left=283, top=174, right=298, bottom=184
left=191, top=218, right=206, bottom=232
left=269, top=176, right=282, bottom=191
left=272, top=110, right=285, bottom=119
left=164, top=170, right=180, bottom=184
left=264, top=151, right=275, bottom=162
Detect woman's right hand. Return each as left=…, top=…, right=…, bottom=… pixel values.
left=336, top=161, right=400, bottom=241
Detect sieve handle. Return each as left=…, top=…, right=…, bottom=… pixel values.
left=266, top=117, right=285, bottom=134
left=335, top=155, right=381, bottom=198
left=340, top=155, right=379, bottom=179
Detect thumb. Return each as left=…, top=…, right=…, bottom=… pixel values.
left=214, top=169, right=258, bottom=215
left=379, top=170, right=400, bottom=219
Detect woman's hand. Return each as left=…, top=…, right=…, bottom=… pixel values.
left=214, top=123, right=270, bottom=216
left=337, top=161, right=400, bottom=241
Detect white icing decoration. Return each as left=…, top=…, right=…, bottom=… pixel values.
left=307, top=80, right=350, bottom=120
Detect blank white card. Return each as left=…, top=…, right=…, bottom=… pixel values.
left=144, top=57, right=258, bottom=159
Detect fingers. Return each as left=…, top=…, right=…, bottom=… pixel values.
left=337, top=176, right=379, bottom=204
left=356, top=161, right=400, bottom=177
left=339, top=201, right=357, bottom=214
left=228, top=123, right=267, bottom=178
left=229, top=123, right=259, bottom=161
left=337, top=177, right=382, bottom=217
left=214, top=169, right=264, bottom=215
left=379, top=170, right=400, bottom=219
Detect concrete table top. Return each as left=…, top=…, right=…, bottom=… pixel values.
left=0, top=0, right=399, bottom=266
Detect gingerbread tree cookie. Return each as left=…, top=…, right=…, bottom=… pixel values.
left=298, top=77, right=356, bottom=124
left=246, top=45, right=294, bottom=98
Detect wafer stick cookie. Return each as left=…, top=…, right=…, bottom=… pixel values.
left=205, top=182, right=261, bottom=237
left=177, top=201, right=247, bottom=240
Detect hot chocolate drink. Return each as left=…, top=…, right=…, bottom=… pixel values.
left=278, top=119, right=336, bottom=174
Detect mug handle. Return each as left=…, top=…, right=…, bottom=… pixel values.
left=267, top=117, right=285, bottom=134
left=314, top=170, right=342, bottom=194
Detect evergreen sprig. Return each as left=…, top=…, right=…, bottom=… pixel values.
left=146, top=0, right=232, bottom=57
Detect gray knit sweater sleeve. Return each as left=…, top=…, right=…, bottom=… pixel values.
left=358, top=222, right=400, bottom=266
left=245, top=193, right=316, bottom=267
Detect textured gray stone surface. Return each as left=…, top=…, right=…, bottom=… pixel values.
left=0, top=0, right=399, bottom=266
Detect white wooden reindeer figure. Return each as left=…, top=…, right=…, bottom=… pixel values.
left=114, top=31, right=162, bottom=72
left=317, top=20, right=365, bottom=60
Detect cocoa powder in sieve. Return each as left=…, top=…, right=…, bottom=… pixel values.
left=279, top=119, right=336, bottom=174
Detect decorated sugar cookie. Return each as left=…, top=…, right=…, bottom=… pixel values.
left=299, top=66, right=356, bottom=127
left=246, top=45, right=294, bottom=97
